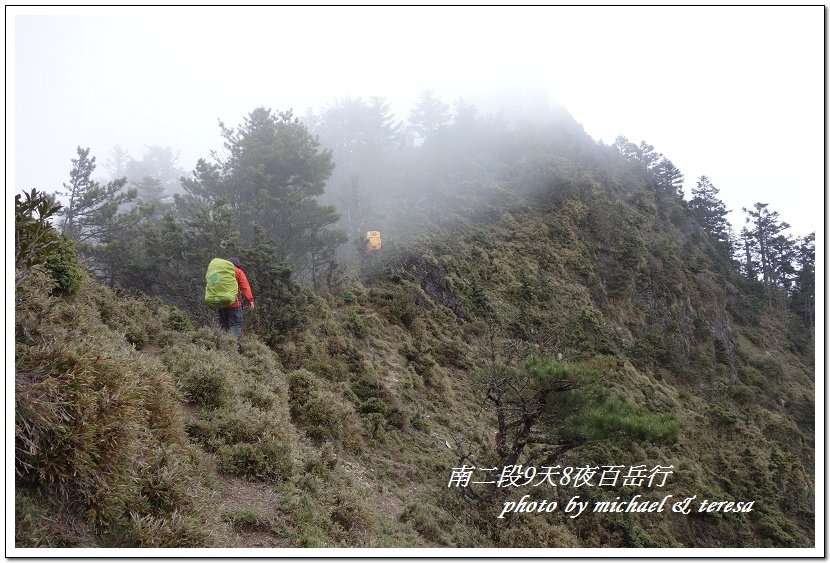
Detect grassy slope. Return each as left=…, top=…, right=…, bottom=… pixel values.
left=15, top=171, right=814, bottom=549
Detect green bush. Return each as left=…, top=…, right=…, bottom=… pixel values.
left=359, top=397, right=388, bottom=415
left=300, top=391, right=364, bottom=452
left=166, top=308, right=193, bottom=332
left=126, top=323, right=149, bottom=350
left=15, top=188, right=62, bottom=289
left=43, top=235, right=84, bottom=295
left=217, top=436, right=293, bottom=481
left=214, top=405, right=271, bottom=444
left=706, top=402, right=740, bottom=426
left=241, top=237, right=311, bottom=346
left=371, top=286, right=419, bottom=328
left=399, top=341, right=440, bottom=384
left=728, top=383, right=756, bottom=402
left=330, top=491, right=371, bottom=533
left=345, top=344, right=368, bottom=374
left=288, top=369, right=323, bottom=419
left=351, top=372, right=384, bottom=401
left=343, top=311, right=367, bottom=339
left=410, top=413, right=428, bottom=431
left=178, top=364, right=226, bottom=408
left=385, top=405, right=409, bottom=430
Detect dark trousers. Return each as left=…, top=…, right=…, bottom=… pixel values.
left=218, top=306, right=244, bottom=338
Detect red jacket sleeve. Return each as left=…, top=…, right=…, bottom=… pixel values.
left=235, top=267, right=254, bottom=305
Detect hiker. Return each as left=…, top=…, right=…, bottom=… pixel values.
left=365, top=231, right=382, bottom=252
left=217, top=257, right=254, bottom=338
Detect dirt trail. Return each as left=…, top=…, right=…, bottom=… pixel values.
left=213, top=475, right=292, bottom=548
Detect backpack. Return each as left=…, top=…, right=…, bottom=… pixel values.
left=204, top=258, right=238, bottom=308
left=366, top=231, right=382, bottom=252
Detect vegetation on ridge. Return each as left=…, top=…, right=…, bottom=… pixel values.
left=14, top=93, right=814, bottom=548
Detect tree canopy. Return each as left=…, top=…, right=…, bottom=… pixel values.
left=182, top=107, right=341, bottom=284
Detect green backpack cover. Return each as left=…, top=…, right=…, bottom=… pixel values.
left=204, top=258, right=238, bottom=308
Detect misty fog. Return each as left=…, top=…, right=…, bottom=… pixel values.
left=12, top=6, right=822, bottom=248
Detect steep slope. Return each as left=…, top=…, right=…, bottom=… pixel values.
left=364, top=177, right=814, bottom=547
left=15, top=118, right=814, bottom=548
left=15, top=269, right=428, bottom=547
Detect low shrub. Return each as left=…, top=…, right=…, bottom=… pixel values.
left=288, top=369, right=323, bottom=419
left=307, top=360, right=349, bottom=382
left=351, top=372, right=384, bottom=401
left=43, top=235, right=84, bottom=296
left=15, top=343, right=146, bottom=524
left=385, top=405, right=409, bottom=430
left=15, top=314, right=213, bottom=547
left=217, top=434, right=293, bottom=481
left=223, top=510, right=261, bottom=532
left=410, top=413, right=428, bottom=431
left=400, top=502, right=456, bottom=545
left=241, top=384, right=279, bottom=411
left=359, top=397, right=388, bottom=415
left=343, top=311, right=367, bottom=339
left=166, top=308, right=193, bottom=332
left=706, top=402, right=740, bottom=426
left=15, top=489, right=95, bottom=547
left=133, top=445, right=206, bottom=518
left=178, top=364, right=226, bottom=409
left=371, top=286, right=420, bottom=328
left=212, top=404, right=277, bottom=445
left=330, top=491, right=371, bottom=533
left=125, top=511, right=216, bottom=547
left=300, top=391, right=364, bottom=452
left=126, top=323, right=149, bottom=350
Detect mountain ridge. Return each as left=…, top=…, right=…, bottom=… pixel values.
left=14, top=103, right=815, bottom=549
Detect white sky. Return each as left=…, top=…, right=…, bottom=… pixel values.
left=7, top=5, right=824, bottom=238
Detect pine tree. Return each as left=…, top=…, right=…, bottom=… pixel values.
left=183, top=107, right=341, bottom=285
left=313, top=96, right=371, bottom=169
left=689, top=175, right=733, bottom=257
left=790, top=232, right=815, bottom=329
left=408, top=89, right=451, bottom=143
left=612, top=136, right=640, bottom=163
left=739, top=227, right=756, bottom=280
left=104, top=145, right=131, bottom=178
left=367, top=96, right=403, bottom=151
left=768, top=233, right=797, bottom=291
left=742, top=203, right=790, bottom=286
left=124, top=146, right=186, bottom=195
left=452, top=97, right=479, bottom=129
left=57, top=147, right=140, bottom=245
left=134, top=176, right=165, bottom=204
left=313, top=96, right=402, bottom=169
left=652, top=158, right=685, bottom=200
left=612, top=136, right=662, bottom=170
left=119, top=198, right=244, bottom=317
left=636, top=140, right=662, bottom=170
left=240, top=226, right=307, bottom=345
